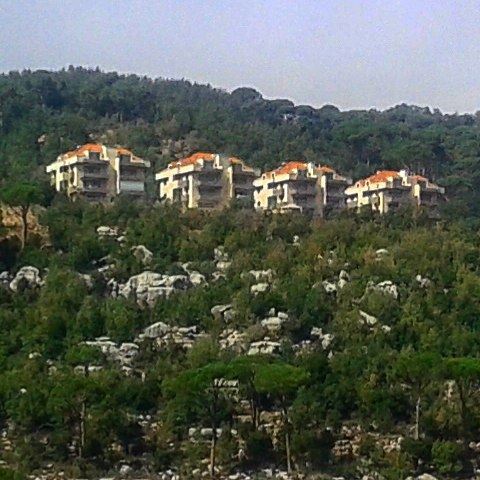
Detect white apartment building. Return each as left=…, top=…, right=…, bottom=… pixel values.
left=253, top=161, right=351, bottom=216
left=46, top=144, right=150, bottom=202
left=155, top=152, right=259, bottom=209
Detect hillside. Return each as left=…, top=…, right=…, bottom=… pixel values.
left=1, top=67, right=480, bottom=219
left=0, top=201, right=479, bottom=479
left=1, top=69, right=480, bottom=480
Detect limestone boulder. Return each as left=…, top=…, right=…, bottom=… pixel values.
left=96, top=225, right=118, bottom=238
left=251, top=282, right=269, bottom=295
left=9, top=266, right=43, bottom=292
left=131, top=245, right=153, bottom=265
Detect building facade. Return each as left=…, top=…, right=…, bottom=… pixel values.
left=46, top=144, right=150, bottom=202
left=345, top=169, right=445, bottom=214
left=155, top=152, right=259, bottom=209
left=252, top=161, right=350, bottom=216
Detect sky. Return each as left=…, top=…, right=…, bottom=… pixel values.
left=1, top=0, right=479, bottom=113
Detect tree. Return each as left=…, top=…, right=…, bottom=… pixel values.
left=253, top=362, right=309, bottom=473
left=391, top=352, right=440, bottom=440
left=164, top=363, right=234, bottom=478
left=443, top=357, right=480, bottom=441
left=0, top=181, right=44, bottom=250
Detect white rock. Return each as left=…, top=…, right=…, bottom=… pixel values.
left=415, top=274, right=432, bottom=288
left=117, top=271, right=192, bottom=307
left=359, top=310, right=378, bottom=326
left=339, top=270, right=350, bottom=281
left=119, top=464, right=132, bottom=476
left=214, top=246, right=229, bottom=262
left=248, top=340, right=281, bottom=355
left=79, top=273, right=93, bottom=288
left=189, top=271, right=206, bottom=286
left=310, top=327, right=334, bottom=350
left=322, top=280, right=337, bottom=293
left=131, top=245, right=153, bottom=265
left=245, top=269, right=274, bottom=283
left=211, top=304, right=233, bottom=320
left=250, top=283, right=269, bottom=295
left=321, top=334, right=334, bottom=350
left=0, top=271, right=11, bottom=285
left=261, top=316, right=286, bottom=332
left=96, top=226, right=118, bottom=237
left=216, top=261, right=231, bottom=271
left=375, top=248, right=389, bottom=257
left=367, top=280, right=399, bottom=299
left=9, top=266, right=43, bottom=292
left=143, top=321, right=170, bottom=339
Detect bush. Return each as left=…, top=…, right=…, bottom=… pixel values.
left=431, top=440, right=463, bottom=475
left=402, top=437, right=432, bottom=467
left=243, top=430, right=274, bottom=467
left=0, top=468, right=26, bottom=480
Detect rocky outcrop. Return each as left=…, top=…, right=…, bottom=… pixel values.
left=138, top=322, right=206, bottom=350
left=359, top=310, right=378, bottom=326
left=321, top=269, right=350, bottom=293
left=366, top=280, right=399, bottom=299
left=243, top=269, right=275, bottom=283
left=248, top=340, right=281, bottom=355
left=141, top=321, right=170, bottom=339
left=131, top=245, right=153, bottom=265
left=311, top=327, right=334, bottom=350
left=96, top=225, right=119, bottom=238
left=211, top=304, right=235, bottom=322
left=9, top=266, right=43, bottom=292
left=219, top=329, right=247, bottom=353
left=83, top=337, right=139, bottom=366
left=114, top=271, right=192, bottom=307
left=260, top=309, right=289, bottom=333
left=415, top=274, right=432, bottom=288
left=250, top=282, right=269, bottom=295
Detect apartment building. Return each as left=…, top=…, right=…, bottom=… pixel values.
left=345, top=169, right=445, bottom=214
left=252, top=161, right=351, bottom=216
left=155, top=152, right=259, bottom=209
left=46, top=144, right=150, bottom=202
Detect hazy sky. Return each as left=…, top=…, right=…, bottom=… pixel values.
left=1, top=0, right=479, bottom=113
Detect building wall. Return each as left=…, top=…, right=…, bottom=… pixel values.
left=253, top=164, right=350, bottom=216
left=345, top=171, right=445, bottom=214
left=46, top=144, right=149, bottom=202
left=156, top=154, right=259, bottom=210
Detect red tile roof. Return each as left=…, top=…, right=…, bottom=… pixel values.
left=64, top=143, right=103, bottom=158
left=264, top=161, right=308, bottom=177
left=357, top=170, right=400, bottom=187
left=317, top=165, right=335, bottom=174
left=117, top=147, right=133, bottom=156
left=168, top=152, right=215, bottom=168
left=410, top=174, right=428, bottom=182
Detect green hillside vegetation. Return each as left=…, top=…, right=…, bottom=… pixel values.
left=1, top=67, right=480, bottom=219
left=1, top=69, right=480, bottom=479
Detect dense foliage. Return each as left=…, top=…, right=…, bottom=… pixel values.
left=0, top=201, right=479, bottom=478
left=1, top=67, right=480, bottom=219
left=2, top=68, right=480, bottom=478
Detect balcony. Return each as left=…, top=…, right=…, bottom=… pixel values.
left=120, top=171, right=145, bottom=182
left=80, top=168, right=109, bottom=179
left=83, top=183, right=108, bottom=193
left=120, top=180, right=145, bottom=194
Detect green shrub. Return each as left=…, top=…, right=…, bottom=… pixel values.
left=431, top=440, right=463, bottom=475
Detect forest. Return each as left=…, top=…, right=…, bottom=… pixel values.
left=1, top=68, right=480, bottom=479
